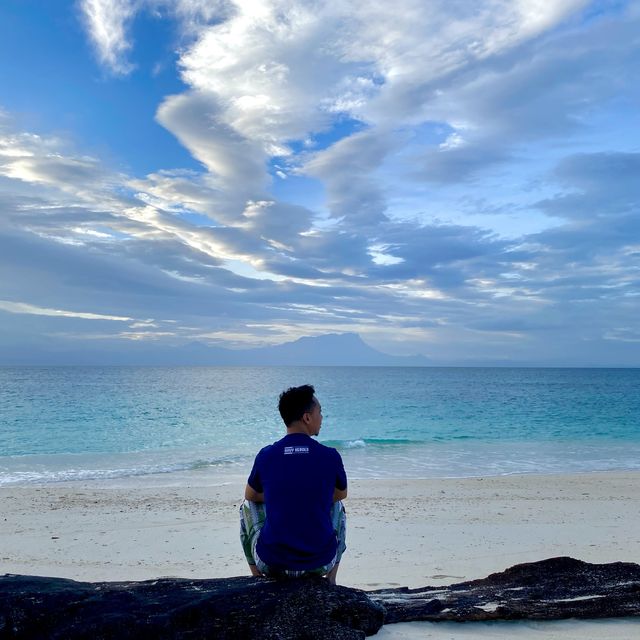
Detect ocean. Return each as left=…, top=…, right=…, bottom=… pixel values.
left=1, top=366, right=639, bottom=486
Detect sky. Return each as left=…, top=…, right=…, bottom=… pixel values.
left=0, top=0, right=639, bottom=366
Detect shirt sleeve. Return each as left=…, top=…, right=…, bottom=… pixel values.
left=247, top=453, right=263, bottom=493
left=334, top=450, right=347, bottom=491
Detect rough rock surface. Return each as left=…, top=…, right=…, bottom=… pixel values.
left=370, top=556, right=640, bottom=623
left=0, top=574, right=384, bottom=639
left=1, top=557, right=639, bottom=638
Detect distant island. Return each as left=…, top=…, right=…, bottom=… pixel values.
left=0, top=332, right=432, bottom=367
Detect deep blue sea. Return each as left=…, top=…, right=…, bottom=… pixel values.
left=1, top=367, right=639, bottom=485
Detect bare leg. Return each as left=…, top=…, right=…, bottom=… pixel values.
left=249, top=564, right=263, bottom=577
left=325, top=563, right=339, bottom=585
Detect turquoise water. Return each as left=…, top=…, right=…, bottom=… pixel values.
left=1, top=367, right=639, bottom=485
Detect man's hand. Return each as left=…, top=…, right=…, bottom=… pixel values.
left=333, top=487, right=347, bottom=502
left=245, top=484, right=265, bottom=503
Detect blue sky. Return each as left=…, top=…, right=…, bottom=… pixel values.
left=0, top=0, right=639, bottom=365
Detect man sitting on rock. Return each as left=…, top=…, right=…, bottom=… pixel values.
left=240, top=384, right=347, bottom=584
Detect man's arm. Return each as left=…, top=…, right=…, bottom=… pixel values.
left=334, top=449, right=348, bottom=502
left=333, top=486, right=347, bottom=502
left=245, top=483, right=264, bottom=503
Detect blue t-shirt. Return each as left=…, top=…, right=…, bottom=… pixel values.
left=247, top=433, right=347, bottom=571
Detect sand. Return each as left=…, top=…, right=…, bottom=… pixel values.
left=2, top=471, right=639, bottom=638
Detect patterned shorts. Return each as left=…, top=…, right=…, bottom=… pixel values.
left=239, top=499, right=347, bottom=577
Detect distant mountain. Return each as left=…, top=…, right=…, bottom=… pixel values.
left=233, top=333, right=431, bottom=366
left=0, top=332, right=431, bottom=366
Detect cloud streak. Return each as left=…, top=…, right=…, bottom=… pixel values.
left=80, top=0, right=138, bottom=75
left=0, top=300, right=132, bottom=321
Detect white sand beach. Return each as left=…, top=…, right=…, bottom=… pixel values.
left=2, top=471, right=639, bottom=638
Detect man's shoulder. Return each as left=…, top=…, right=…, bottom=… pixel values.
left=310, top=439, right=343, bottom=459
left=255, top=440, right=279, bottom=457
left=255, top=435, right=295, bottom=458
left=256, top=436, right=342, bottom=460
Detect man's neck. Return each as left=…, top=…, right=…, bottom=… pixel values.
left=286, top=423, right=313, bottom=437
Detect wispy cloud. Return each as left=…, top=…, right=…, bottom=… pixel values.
left=0, top=300, right=132, bottom=321
left=80, top=0, right=138, bottom=75
left=79, top=0, right=231, bottom=75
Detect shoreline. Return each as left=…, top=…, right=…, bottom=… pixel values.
left=2, top=470, right=639, bottom=638
left=4, top=453, right=640, bottom=488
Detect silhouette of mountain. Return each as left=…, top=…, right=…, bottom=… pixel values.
left=0, top=333, right=430, bottom=366
left=234, top=333, right=430, bottom=366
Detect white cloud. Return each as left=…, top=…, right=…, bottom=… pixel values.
left=79, top=0, right=231, bottom=75
left=154, top=0, right=597, bottom=238
left=0, top=128, right=124, bottom=209
left=0, top=300, right=132, bottom=321
left=337, top=0, right=590, bottom=124
left=177, top=1, right=351, bottom=143
left=168, top=0, right=233, bottom=34
left=80, top=0, right=138, bottom=75
left=156, top=92, right=268, bottom=221
left=79, top=0, right=601, bottom=228
left=302, top=128, right=401, bottom=225
left=173, top=0, right=590, bottom=141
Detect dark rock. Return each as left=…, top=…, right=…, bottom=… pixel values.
left=1, top=557, right=639, bottom=638
left=0, top=574, right=384, bottom=639
left=370, top=556, right=640, bottom=623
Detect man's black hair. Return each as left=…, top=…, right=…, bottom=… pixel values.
left=278, top=384, right=317, bottom=427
